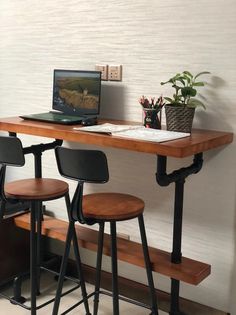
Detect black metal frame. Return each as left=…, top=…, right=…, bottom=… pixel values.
left=0, top=133, right=205, bottom=315
left=0, top=136, right=90, bottom=314
left=156, top=153, right=203, bottom=315
left=52, top=193, right=91, bottom=315
left=0, top=194, right=82, bottom=313
left=22, top=138, right=63, bottom=299
left=94, top=215, right=158, bottom=315
left=53, top=146, right=159, bottom=315
left=97, top=214, right=160, bottom=315
left=53, top=215, right=159, bottom=315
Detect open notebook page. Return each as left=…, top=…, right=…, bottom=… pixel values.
left=113, top=127, right=190, bottom=142
left=73, top=123, right=142, bottom=134
left=74, top=123, right=190, bottom=142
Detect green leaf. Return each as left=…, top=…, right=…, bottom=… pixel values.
left=161, top=81, right=168, bottom=85
left=187, top=98, right=206, bottom=109
left=194, top=71, right=210, bottom=80
left=176, top=78, right=186, bottom=86
left=173, top=73, right=181, bottom=80
left=175, top=95, right=183, bottom=102
left=164, top=97, right=173, bottom=103
left=183, top=71, right=193, bottom=78
left=161, top=78, right=174, bottom=85
left=182, top=74, right=191, bottom=84
left=193, top=82, right=205, bottom=86
left=181, top=87, right=197, bottom=97
left=172, top=84, right=182, bottom=91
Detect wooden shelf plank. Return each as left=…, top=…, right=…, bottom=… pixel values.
left=14, top=213, right=211, bottom=285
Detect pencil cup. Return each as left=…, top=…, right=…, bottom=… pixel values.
left=143, top=108, right=161, bottom=129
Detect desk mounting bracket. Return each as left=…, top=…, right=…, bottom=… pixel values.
left=156, top=153, right=203, bottom=315
left=156, top=153, right=203, bottom=187
left=22, top=139, right=63, bottom=178
left=8, top=133, right=62, bottom=178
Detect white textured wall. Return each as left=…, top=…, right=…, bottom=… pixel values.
left=1, top=1, right=236, bottom=313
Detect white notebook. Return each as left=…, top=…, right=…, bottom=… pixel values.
left=74, top=123, right=190, bottom=143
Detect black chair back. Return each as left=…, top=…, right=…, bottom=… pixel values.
left=0, top=136, right=25, bottom=167
left=0, top=136, right=26, bottom=219
left=55, top=147, right=109, bottom=224
left=55, top=147, right=109, bottom=183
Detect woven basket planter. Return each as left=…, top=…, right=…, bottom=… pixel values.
left=165, top=105, right=195, bottom=133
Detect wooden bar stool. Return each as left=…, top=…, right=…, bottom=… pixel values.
left=53, top=147, right=159, bottom=315
left=0, top=136, right=91, bottom=315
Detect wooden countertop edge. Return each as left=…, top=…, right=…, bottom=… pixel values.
left=0, top=117, right=233, bottom=158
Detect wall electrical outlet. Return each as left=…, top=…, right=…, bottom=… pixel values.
left=108, top=65, right=122, bottom=81
left=95, top=64, right=108, bottom=81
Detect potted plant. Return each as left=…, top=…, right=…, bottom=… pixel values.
left=161, top=71, right=210, bottom=133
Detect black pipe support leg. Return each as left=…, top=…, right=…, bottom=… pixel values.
left=156, top=153, right=204, bottom=315
left=10, top=276, right=26, bottom=304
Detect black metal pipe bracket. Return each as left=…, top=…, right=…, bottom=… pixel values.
left=23, top=139, right=63, bottom=156
left=8, top=132, right=62, bottom=157
left=156, top=153, right=203, bottom=186
left=23, top=139, right=63, bottom=178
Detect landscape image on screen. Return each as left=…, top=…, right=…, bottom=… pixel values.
left=53, top=71, right=100, bottom=113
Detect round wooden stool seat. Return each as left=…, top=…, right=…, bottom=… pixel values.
left=82, top=192, right=145, bottom=221
left=4, top=178, right=69, bottom=201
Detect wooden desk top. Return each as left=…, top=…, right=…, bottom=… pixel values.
left=0, top=116, right=233, bottom=158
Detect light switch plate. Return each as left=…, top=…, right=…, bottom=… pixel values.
left=95, top=64, right=108, bottom=81
left=108, top=65, right=122, bottom=81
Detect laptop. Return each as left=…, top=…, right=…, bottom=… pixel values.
left=20, top=69, right=101, bottom=125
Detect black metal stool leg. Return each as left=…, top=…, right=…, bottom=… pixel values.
left=36, top=201, right=42, bottom=296
left=64, top=193, right=91, bottom=315
left=93, top=222, right=105, bottom=315
left=30, top=202, right=37, bottom=315
left=110, top=222, right=119, bottom=315
left=52, top=220, right=74, bottom=315
left=71, top=226, right=91, bottom=315
left=138, top=214, right=159, bottom=315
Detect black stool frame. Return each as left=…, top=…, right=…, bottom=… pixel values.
left=52, top=147, right=159, bottom=315
left=0, top=136, right=91, bottom=315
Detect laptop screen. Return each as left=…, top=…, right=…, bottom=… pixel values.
left=53, top=69, right=101, bottom=116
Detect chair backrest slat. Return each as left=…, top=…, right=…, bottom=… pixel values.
left=55, top=147, right=109, bottom=183
left=0, top=136, right=25, bottom=167
left=55, top=146, right=109, bottom=224
left=0, top=136, right=25, bottom=220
